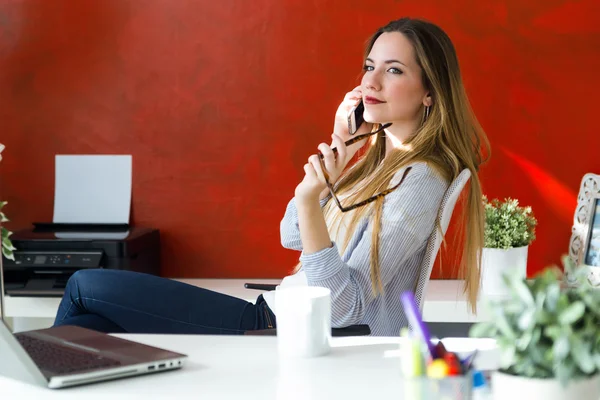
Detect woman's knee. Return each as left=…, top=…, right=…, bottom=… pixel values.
left=68, top=269, right=92, bottom=286
left=66, top=269, right=141, bottom=298
left=65, top=269, right=105, bottom=296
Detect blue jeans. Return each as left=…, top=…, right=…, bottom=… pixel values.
left=54, top=269, right=276, bottom=334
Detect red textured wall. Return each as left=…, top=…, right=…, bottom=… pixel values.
left=0, top=0, right=599, bottom=279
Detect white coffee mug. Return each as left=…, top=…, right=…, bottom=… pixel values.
left=275, top=286, right=331, bottom=358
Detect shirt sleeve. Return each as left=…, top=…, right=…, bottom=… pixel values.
left=280, top=196, right=331, bottom=251
left=299, top=164, right=449, bottom=327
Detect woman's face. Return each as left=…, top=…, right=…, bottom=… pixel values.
left=361, top=32, right=431, bottom=126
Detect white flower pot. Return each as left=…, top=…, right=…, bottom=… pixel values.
left=492, top=371, right=600, bottom=400
left=480, top=246, right=528, bottom=296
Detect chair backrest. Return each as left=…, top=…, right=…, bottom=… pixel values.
left=414, top=169, right=472, bottom=310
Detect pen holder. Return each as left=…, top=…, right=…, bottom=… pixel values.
left=401, top=372, right=473, bottom=400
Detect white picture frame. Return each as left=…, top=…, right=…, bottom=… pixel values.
left=569, top=173, right=600, bottom=286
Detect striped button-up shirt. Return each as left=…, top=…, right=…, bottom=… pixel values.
left=267, top=161, right=448, bottom=336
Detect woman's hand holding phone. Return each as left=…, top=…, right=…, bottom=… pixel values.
left=333, top=86, right=373, bottom=154
left=295, top=87, right=373, bottom=203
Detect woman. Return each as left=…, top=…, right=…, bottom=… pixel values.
left=54, top=17, right=489, bottom=336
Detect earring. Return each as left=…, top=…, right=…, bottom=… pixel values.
left=424, top=106, right=430, bottom=120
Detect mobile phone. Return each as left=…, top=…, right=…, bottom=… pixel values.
left=347, top=100, right=365, bottom=135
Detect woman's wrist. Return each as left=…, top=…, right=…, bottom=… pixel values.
left=296, top=195, right=332, bottom=255
left=318, top=187, right=330, bottom=201
left=295, top=193, right=322, bottom=210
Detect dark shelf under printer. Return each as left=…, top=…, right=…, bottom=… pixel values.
left=2, top=223, right=160, bottom=297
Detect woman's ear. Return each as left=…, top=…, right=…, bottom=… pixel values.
left=423, top=94, right=433, bottom=107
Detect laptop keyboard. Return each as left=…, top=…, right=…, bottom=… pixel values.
left=15, top=334, right=122, bottom=375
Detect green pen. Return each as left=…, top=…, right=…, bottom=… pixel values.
left=401, top=336, right=424, bottom=377
left=400, top=329, right=425, bottom=398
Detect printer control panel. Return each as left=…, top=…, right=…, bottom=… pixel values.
left=6, top=251, right=103, bottom=268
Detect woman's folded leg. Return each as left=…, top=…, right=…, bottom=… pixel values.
left=53, top=269, right=274, bottom=335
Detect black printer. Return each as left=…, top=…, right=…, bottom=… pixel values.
left=2, top=223, right=160, bottom=297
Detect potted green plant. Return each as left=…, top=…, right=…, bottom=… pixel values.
left=470, top=256, right=600, bottom=399
left=0, top=143, right=16, bottom=260
left=481, top=196, right=538, bottom=296
left=1, top=201, right=16, bottom=261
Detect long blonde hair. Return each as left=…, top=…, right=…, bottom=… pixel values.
left=294, top=18, right=490, bottom=312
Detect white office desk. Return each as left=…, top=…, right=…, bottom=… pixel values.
left=0, top=334, right=500, bottom=399
left=3, top=279, right=490, bottom=332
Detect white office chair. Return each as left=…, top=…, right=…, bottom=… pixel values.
left=413, top=169, right=472, bottom=311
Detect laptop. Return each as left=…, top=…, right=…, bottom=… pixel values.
left=0, top=252, right=188, bottom=389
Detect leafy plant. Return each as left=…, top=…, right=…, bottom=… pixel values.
left=1, top=201, right=15, bottom=260
left=470, top=255, right=600, bottom=387
left=0, top=143, right=15, bottom=260
left=483, top=196, right=537, bottom=249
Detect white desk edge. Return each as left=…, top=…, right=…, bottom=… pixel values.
left=3, top=279, right=489, bottom=324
